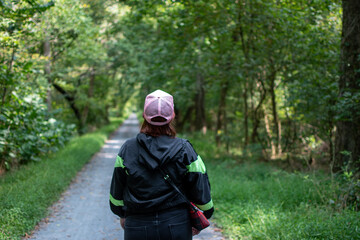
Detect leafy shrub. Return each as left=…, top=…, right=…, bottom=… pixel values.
left=0, top=91, right=75, bottom=170
left=334, top=170, right=360, bottom=211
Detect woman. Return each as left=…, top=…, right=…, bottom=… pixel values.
left=110, top=89, right=214, bottom=240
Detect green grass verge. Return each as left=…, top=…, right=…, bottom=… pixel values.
left=183, top=132, right=360, bottom=240
left=0, top=117, right=125, bottom=240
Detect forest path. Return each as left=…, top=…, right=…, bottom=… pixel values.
left=29, top=113, right=224, bottom=240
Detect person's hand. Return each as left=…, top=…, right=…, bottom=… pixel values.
left=192, top=227, right=200, bottom=236
left=120, top=218, right=126, bottom=229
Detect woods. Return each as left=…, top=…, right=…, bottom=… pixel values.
left=1, top=0, right=360, bottom=239
left=1, top=0, right=134, bottom=169
left=116, top=0, right=344, bottom=168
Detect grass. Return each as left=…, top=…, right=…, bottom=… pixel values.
left=0, top=117, right=126, bottom=240
left=1, top=122, right=358, bottom=240
left=183, top=132, right=360, bottom=240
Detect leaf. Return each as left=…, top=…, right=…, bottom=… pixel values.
left=23, top=62, right=33, bottom=71
left=0, top=114, right=7, bottom=122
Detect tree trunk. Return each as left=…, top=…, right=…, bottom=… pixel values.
left=215, top=79, right=229, bottom=146
left=236, top=0, right=253, bottom=150
left=251, top=79, right=267, bottom=143
left=278, top=119, right=282, bottom=156
left=2, top=47, right=16, bottom=105
left=334, top=0, right=360, bottom=173
left=52, top=83, right=82, bottom=129
left=263, top=105, right=276, bottom=158
left=177, top=106, right=194, bottom=132
left=269, top=70, right=282, bottom=156
left=243, top=81, right=249, bottom=148
left=329, top=126, right=335, bottom=169
left=43, top=31, right=52, bottom=111
left=194, top=72, right=206, bottom=134
left=81, top=68, right=95, bottom=129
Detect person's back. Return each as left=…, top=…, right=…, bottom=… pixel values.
left=109, top=90, right=214, bottom=240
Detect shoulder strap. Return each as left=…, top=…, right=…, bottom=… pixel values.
left=158, top=167, right=197, bottom=211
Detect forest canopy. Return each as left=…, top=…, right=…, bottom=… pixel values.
left=1, top=0, right=359, bottom=178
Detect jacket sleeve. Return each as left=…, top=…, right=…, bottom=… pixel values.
left=183, top=140, right=214, bottom=219
left=109, top=152, right=127, bottom=218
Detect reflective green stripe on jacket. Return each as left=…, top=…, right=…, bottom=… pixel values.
left=186, top=155, right=206, bottom=174
left=110, top=194, right=124, bottom=206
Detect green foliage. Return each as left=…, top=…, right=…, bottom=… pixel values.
left=333, top=161, right=360, bottom=211
left=336, top=91, right=360, bottom=121
left=0, top=0, right=358, bottom=236
left=36, top=0, right=116, bottom=130
left=1, top=0, right=346, bottom=172
left=116, top=0, right=342, bottom=167
left=0, top=0, right=54, bottom=98
left=0, top=89, right=75, bottom=169
left=336, top=176, right=360, bottom=211
left=1, top=0, right=130, bottom=134
left=0, top=0, right=78, bottom=170
left=0, top=117, right=125, bottom=239
left=186, top=133, right=360, bottom=240
left=1, top=0, right=133, bottom=171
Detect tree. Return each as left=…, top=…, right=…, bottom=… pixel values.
left=334, top=0, right=360, bottom=174
left=0, top=0, right=77, bottom=170
left=1, top=0, right=130, bottom=170
left=113, top=0, right=342, bottom=167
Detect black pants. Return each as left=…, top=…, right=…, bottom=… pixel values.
left=124, top=207, right=192, bottom=240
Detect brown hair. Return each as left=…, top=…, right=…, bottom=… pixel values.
left=140, top=116, right=176, bottom=137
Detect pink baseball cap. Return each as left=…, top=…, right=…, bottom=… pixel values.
left=143, top=90, right=175, bottom=126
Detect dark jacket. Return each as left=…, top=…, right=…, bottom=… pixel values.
left=109, top=133, right=214, bottom=218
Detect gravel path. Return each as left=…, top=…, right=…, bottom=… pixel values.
left=29, top=114, right=224, bottom=240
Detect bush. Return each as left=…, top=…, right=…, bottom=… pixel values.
left=0, top=91, right=75, bottom=170
left=334, top=170, right=360, bottom=211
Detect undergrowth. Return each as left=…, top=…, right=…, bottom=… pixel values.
left=0, top=117, right=125, bottom=240
left=183, top=132, right=360, bottom=240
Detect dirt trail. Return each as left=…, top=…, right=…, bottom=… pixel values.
left=29, top=114, right=224, bottom=240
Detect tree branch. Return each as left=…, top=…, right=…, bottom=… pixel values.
left=52, top=83, right=81, bottom=123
